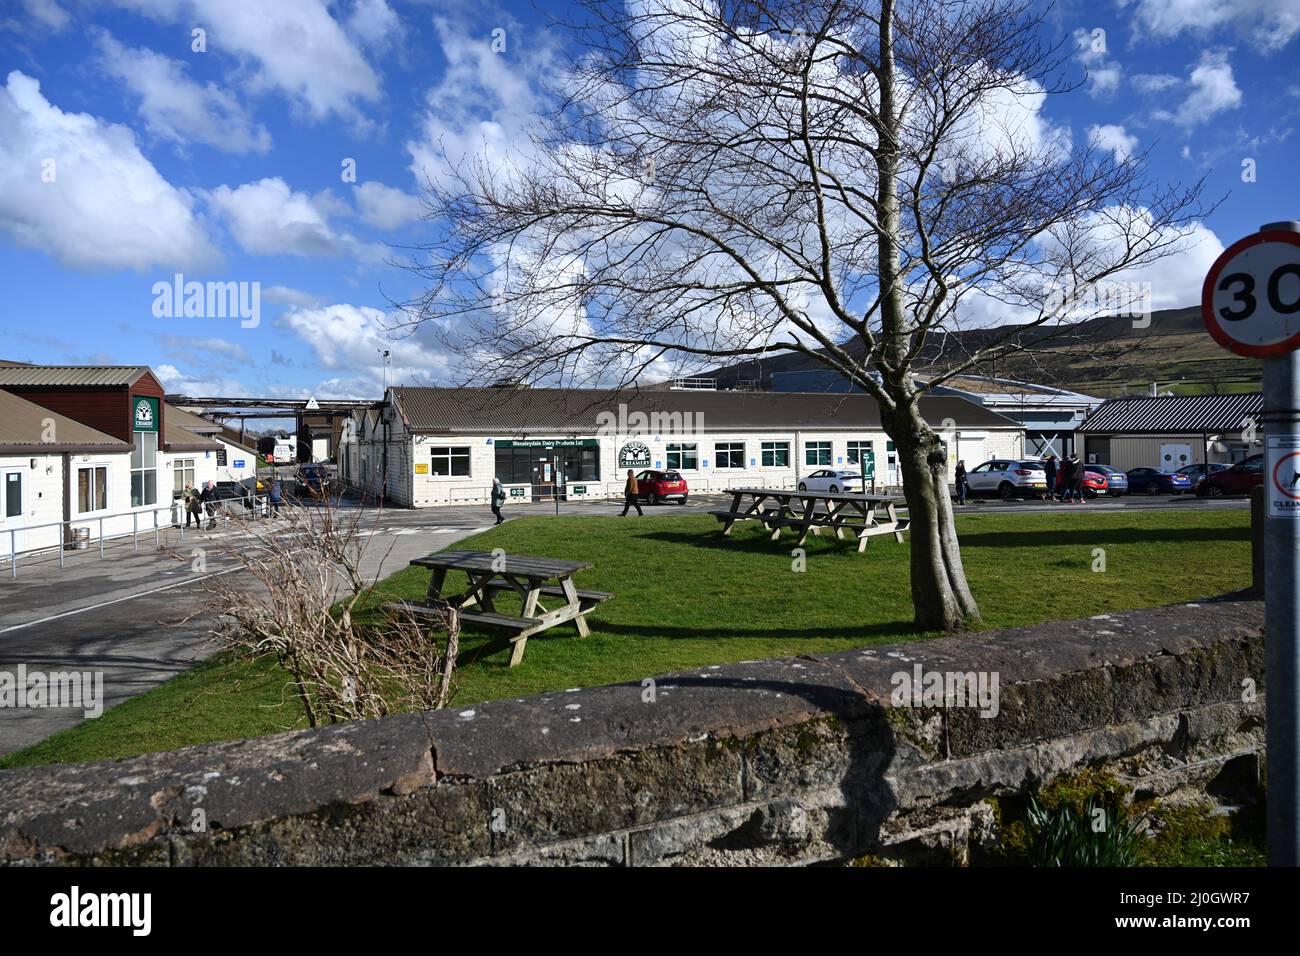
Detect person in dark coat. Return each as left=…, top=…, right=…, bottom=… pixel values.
left=199, top=480, right=218, bottom=529
left=620, top=469, right=643, bottom=516
left=490, top=477, right=506, bottom=525
left=1043, top=455, right=1057, bottom=501
left=954, top=460, right=969, bottom=505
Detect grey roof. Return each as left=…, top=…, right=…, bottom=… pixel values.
left=0, top=390, right=131, bottom=453
left=0, top=365, right=151, bottom=388
left=1079, top=393, right=1262, bottom=434
left=391, top=387, right=1021, bottom=434
left=165, top=404, right=222, bottom=434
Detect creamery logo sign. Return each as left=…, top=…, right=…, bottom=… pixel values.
left=618, top=441, right=651, bottom=469
left=134, top=398, right=155, bottom=431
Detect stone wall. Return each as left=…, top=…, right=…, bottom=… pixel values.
left=0, top=597, right=1264, bottom=866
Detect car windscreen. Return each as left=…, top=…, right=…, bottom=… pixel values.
left=662, top=472, right=683, bottom=481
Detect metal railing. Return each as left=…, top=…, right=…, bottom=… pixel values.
left=2, top=494, right=270, bottom=579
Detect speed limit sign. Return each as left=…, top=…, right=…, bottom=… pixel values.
left=1202, top=229, right=1300, bottom=356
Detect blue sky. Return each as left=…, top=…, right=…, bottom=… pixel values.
left=1, top=0, right=1298, bottom=400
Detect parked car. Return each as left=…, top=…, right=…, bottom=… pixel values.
left=1125, top=467, right=1193, bottom=495
left=632, top=469, right=688, bottom=505
left=1177, top=462, right=1230, bottom=484
left=1195, top=454, right=1264, bottom=497
left=1083, top=464, right=1127, bottom=497
left=964, top=459, right=1047, bottom=499
left=295, top=464, right=332, bottom=499
left=797, top=469, right=866, bottom=493
left=1080, top=469, right=1110, bottom=497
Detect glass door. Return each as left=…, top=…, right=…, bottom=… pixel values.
left=2, top=470, right=25, bottom=555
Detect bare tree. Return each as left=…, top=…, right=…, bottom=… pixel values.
left=189, top=498, right=458, bottom=726
left=399, top=0, right=1208, bottom=631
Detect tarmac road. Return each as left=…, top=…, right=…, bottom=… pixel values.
left=0, top=490, right=1248, bottom=756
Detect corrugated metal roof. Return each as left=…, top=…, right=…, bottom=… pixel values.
left=1078, top=393, right=1262, bottom=434
left=165, top=404, right=221, bottom=434
left=0, top=366, right=150, bottom=387
left=0, top=390, right=131, bottom=453
left=391, top=387, right=1021, bottom=434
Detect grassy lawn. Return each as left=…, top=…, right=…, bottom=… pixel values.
left=1, top=507, right=1250, bottom=770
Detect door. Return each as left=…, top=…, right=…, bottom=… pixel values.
left=2, top=470, right=25, bottom=555
left=956, top=437, right=985, bottom=471
left=1159, top=443, right=1192, bottom=471
left=966, top=461, right=999, bottom=493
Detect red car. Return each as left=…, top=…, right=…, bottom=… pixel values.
left=633, top=469, right=688, bottom=505
left=1053, top=468, right=1109, bottom=497
left=1196, top=454, right=1264, bottom=497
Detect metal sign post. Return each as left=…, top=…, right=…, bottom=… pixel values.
left=1203, top=220, right=1300, bottom=866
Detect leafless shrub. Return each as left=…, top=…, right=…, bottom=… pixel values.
left=181, top=497, right=458, bottom=726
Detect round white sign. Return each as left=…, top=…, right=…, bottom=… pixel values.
left=1202, top=230, right=1300, bottom=357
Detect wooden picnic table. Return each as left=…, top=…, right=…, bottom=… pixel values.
left=394, top=550, right=612, bottom=667
left=709, top=487, right=909, bottom=552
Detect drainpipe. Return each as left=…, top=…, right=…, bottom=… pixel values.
left=62, top=452, right=71, bottom=546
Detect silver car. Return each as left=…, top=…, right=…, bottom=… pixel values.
left=964, top=459, right=1048, bottom=500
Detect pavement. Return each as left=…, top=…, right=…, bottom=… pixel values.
left=0, top=490, right=1248, bottom=756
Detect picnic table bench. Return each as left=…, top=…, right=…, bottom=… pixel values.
left=389, top=550, right=612, bottom=667
left=709, top=487, right=909, bottom=552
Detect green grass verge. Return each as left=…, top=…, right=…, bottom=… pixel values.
left=1, top=507, right=1251, bottom=770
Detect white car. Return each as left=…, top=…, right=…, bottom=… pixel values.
left=964, top=459, right=1047, bottom=499
left=797, top=469, right=866, bottom=493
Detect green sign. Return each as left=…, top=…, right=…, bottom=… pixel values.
left=572, top=485, right=586, bottom=494
left=509, top=487, right=527, bottom=497
left=496, top=438, right=599, bottom=449
left=132, top=396, right=159, bottom=433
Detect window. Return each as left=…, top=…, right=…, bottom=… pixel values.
left=847, top=440, right=873, bottom=465
left=761, top=441, right=789, bottom=467
left=805, top=441, right=832, bottom=466
left=173, top=458, right=196, bottom=494
left=78, top=466, right=108, bottom=513
left=131, top=432, right=158, bottom=507
left=430, top=446, right=471, bottom=477
left=714, top=442, right=745, bottom=468
left=4, top=473, right=20, bottom=519
left=667, top=443, right=698, bottom=470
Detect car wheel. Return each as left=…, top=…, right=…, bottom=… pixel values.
left=647, top=492, right=658, bottom=506
left=1207, top=484, right=1224, bottom=497
left=678, top=496, right=688, bottom=505
left=1146, top=482, right=1160, bottom=496
left=998, top=481, right=1015, bottom=500
left=798, top=482, right=807, bottom=491
left=829, top=485, right=839, bottom=494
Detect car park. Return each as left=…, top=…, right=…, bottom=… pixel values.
left=632, top=469, right=689, bottom=505
left=797, top=469, right=866, bottom=494
left=1125, top=467, right=1193, bottom=496
left=1195, top=454, right=1264, bottom=497
left=964, top=459, right=1048, bottom=499
left=1083, top=464, right=1127, bottom=497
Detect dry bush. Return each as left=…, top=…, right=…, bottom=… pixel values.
left=181, top=494, right=458, bottom=726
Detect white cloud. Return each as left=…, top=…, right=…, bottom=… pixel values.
left=354, top=181, right=423, bottom=229
left=1131, top=73, right=1180, bottom=95
left=262, top=285, right=320, bottom=308
left=95, top=31, right=271, bottom=154
left=107, top=0, right=383, bottom=121
left=346, top=0, right=403, bottom=50
left=1153, top=50, right=1242, bottom=129
left=1073, top=27, right=1121, bottom=98
left=1087, top=124, right=1139, bottom=162
left=1120, top=0, right=1300, bottom=54
left=282, top=302, right=454, bottom=388
left=21, top=0, right=69, bottom=30
left=207, top=177, right=348, bottom=257
left=0, top=70, right=219, bottom=272
left=154, top=362, right=250, bottom=397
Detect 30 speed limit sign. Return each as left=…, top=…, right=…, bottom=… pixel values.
left=1202, top=229, right=1300, bottom=357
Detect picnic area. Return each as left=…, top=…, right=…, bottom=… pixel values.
left=2, top=507, right=1252, bottom=769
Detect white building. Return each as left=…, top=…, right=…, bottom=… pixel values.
left=340, top=386, right=1025, bottom=507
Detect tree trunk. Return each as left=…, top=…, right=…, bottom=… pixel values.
left=885, top=403, right=982, bottom=631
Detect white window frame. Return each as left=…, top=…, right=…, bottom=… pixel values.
left=666, top=442, right=698, bottom=470
left=805, top=441, right=832, bottom=466
left=430, top=445, right=471, bottom=477
left=714, top=442, right=745, bottom=469
left=760, top=441, right=790, bottom=468
left=76, top=462, right=112, bottom=515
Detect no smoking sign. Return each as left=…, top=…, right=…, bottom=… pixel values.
left=1269, top=436, right=1300, bottom=519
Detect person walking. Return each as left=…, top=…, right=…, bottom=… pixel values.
left=954, top=459, right=969, bottom=505
left=1043, top=454, right=1057, bottom=502
left=490, top=477, right=506, bottom=525
left=620, top=469, right=643, bottom=516
left=199, top=480, right=218, bottom=529
left=1070, top=454, right=1087, bottom=503
left=183, top=482, right=201, bottom=529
